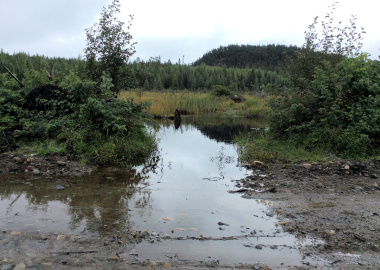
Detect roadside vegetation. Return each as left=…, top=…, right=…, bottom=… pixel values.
left=0, top=1, right=378, bottom=166
left=0, top=0, right=155, bottom=166
left=237, top=2, right=380, bottom=164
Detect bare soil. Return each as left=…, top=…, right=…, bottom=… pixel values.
left=236, top=160, right=380, bottom=269
left=1, top=154, right=380, bottom=269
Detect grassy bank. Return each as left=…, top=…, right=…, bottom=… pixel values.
left=119, top=90, right=270, bottom=119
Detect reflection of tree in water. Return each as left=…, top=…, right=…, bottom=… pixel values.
left=208, top=146, right=234, bottom=181
left=200, top=124, right=252, bottom=143
left=0, top=155, right=161, bottom=236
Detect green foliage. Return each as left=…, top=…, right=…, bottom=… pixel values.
left=211, top=85, right=233, bottom=97
left=84, top=0, right=136, bottom=93
left=193, top=44, right=299, bottom=72
left=235, top=131, right=329, bottom=164
left=269, top=3, right=379, bottom=158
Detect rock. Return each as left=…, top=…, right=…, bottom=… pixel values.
left=370, top=174, right=378, bottom=179
left=163, top=263, right=172, bottom=268
left=57, top=160, right=66, bottom=166
left=252, top=161, right=265, bottom=168
left=344, top=165, right=350, bottom=170
left=56, top=234, right=66, bottom=240
left=301, top=163, right=312, bottom=168
left=14, top=263, right=26, bottom=270
left=108, top=256, right=118, bottom=261
left=26, top=165, right=34, bottom=172
left=1, top=265, right=13, bottom=270
left=217, top=221, right=230, bottom=226
left=355, top=187, right=363, bottom=192
left=255, top=244, right=263, bottom=250
left=32, top=169, right=40, bottom=174
left=11, top=231, right=21, bottom=236
left=40, top=235, right=48, bottom=240
left=55, top=185, right=65, bottom=190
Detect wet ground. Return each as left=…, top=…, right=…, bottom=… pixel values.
left=0, top=115, right=379, bottom=269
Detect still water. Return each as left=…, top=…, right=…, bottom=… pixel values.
left=0, top=115, right=326, bottom=268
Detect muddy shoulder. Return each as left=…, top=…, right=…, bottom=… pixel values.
left=235, top=160, right=380, bottom=269
left=0, top=153, right=96, bottom=176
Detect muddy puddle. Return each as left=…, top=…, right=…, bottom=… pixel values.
left=0, top=116, right=329, bottom=268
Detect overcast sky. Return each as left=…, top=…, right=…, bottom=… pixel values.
left=1, top=0, right=379, bottom=64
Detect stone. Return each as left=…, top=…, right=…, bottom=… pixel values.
left=14, top=263, right=26, bottom=270
left=252, top=161, right=265, bottom=168
left=163, top=263, right=172, bottom=268
left=1, top=265, right=13, bottom=270
left=301, top=163, right=312, bottom=168
left=255, top=244, right=263, bottom=250
left=26, top=166, right=34, bottom=172
left=344, top=165, right=350, bottom=170
left=56, top=234, right=66, bottom=240
left=57, top=160, right=66, bottom=166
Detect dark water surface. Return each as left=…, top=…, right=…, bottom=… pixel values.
left=0, top=116, right=327, bottom=268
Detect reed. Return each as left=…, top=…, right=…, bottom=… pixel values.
left=119, top=90, right=271, bottom=118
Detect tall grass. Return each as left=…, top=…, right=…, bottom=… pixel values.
left=236, top=131, right=330, bottom=164
left=119, top=90, right=270, bottom=118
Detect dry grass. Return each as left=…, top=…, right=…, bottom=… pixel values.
left=119, top=90, right=270, bottom=118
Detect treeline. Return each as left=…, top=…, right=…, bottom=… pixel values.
left=193, top=44, right=299, bottom=72
left=130, top=57, right=284, bottom=92
left=0, top=50, right=285, bottom=92
left=0, top=49, right=85, bottom=80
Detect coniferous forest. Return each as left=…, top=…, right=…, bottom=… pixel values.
left=0, top=44, right=289, bottom=93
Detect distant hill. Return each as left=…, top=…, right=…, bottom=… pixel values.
left=193, top=44, right=299, bottom=71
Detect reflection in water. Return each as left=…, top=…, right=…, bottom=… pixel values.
left=208, top=146, right=234, bottom=180
left=0, top=116, right=325, bottom=268
left=0, top=165, right=155, bottom=236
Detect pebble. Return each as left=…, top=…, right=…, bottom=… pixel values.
left=14, top=263, right=26, bottom=270
left=1, top=265, right=13, bottom=270
left=57, top=160, right=66, bottom=166
left=56, top=234, right=66, bottom=240
left=163, top=263, right=172, bottom=268
left=255, top=244, right=263, bottom=250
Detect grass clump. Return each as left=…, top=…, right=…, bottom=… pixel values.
left=236, top=131, right=330, bottom=165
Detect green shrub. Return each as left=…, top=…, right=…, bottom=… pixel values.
left=211, top=85, right=233, bottom=97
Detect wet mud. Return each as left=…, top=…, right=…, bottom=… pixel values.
left=235, top=160, right=380, bottom=269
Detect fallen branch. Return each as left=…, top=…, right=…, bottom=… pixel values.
left=3, top=66, right=24, bottom=87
